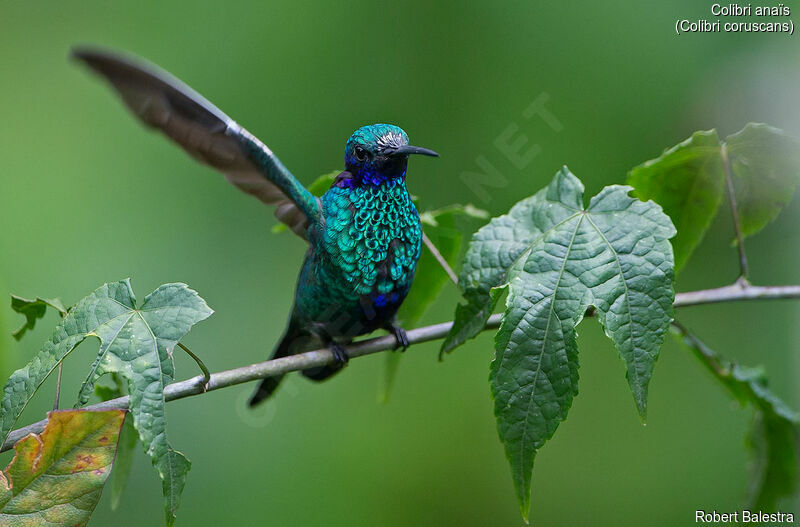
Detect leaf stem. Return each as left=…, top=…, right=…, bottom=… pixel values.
left=670, top=320, right=729, bottom=377
left=52, top=308, right=68, bottom=410
left=422, top=231, right=459, bottom=285
left=4, top=281, right=800, bottom=453
left=721, top=143, right=749, bottom=280
left=177, top=342, right=210, bottom=391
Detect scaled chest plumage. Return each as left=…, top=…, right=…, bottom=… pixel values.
left=297, top=178, right=421, bottom=333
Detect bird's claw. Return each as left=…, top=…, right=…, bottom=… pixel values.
left=330, top=343, right=350, bottom=366
left=391, top=326, right=410, bottom=351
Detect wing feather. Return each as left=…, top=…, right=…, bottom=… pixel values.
left=71, top=47, right=320, bottom=239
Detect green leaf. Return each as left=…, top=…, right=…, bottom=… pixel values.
left=748, top=410, right=799, bottom=511
left=380, top=204, right=487, bottom=402
left=725, top=123, right=800, bottom=238
left=0, top=280, right=212, bottom=527
left=0, top=409, right=126, bottom=526
left=627, top=130, right=724, bottom=272
left=454, top=168, right=675, bottom=520
left=10, top=295, right=68, bottom=341
left=271, top=171, right=339, bottom=233
left=626, top=124, right=800, bottom=271
left=673, top=325, right=799, bottom=509
left=74, top=281, right=211, bottom=526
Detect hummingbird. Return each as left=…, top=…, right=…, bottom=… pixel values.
left=72, top=48, right=438, bottom=406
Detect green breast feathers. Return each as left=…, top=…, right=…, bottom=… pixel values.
left=319, top=179, right=421, bottom=306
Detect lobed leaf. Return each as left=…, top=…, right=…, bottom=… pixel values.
left=0, top=280, right=212, bottom=527
left=450, top=168, right=675, bottom=520
left=673, top=325, right=799, bottom=509
left=73, top=281, right=211, bottom=526
left=0, top=409, right=125, bottom=526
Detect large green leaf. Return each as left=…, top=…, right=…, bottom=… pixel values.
left=10, top=295, right=68, bottom=341
left=380, top=204, right=487, bottom=402
left=673, top=325, right=799, bottom=509
left=627, top=124, right=800, bottom=271
left=0, top=409, right=125, bottom=526
left=449, top=168, right=675, bottom=521
left=628, top=130, right=723, bottom=272
left=0, top=280, right=212, bottom=527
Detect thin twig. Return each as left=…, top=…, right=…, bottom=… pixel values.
left=422, top=231, right=459, bottom=285
left=3, top=281, right=800, bottom=453
left=671, top=283, right=800, bottom=307
left=721, top=144, right=749, bottom=281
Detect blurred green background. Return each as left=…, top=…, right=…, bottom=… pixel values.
left=1, top=1, right=798, bottom=525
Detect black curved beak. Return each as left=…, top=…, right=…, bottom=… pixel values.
left=392, top=145, right=440, bottom=157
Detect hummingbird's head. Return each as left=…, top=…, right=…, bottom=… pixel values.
left=344, top=124, right=438, bottom=186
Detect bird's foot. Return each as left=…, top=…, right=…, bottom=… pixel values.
left=389, top=325, right=410, bottom=351
left=330, top=342, right=350, bottom=367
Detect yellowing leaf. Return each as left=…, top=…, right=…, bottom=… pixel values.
left=0, top=409, right=125, bottom=526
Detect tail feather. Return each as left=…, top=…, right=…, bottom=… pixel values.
left=248, top=326, right=298, bottom=407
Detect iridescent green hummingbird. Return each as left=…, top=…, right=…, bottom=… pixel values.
left=72, top=48, right=438, bottom=406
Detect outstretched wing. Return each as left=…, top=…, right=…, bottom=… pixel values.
left=72, top=47, right=320, bottom=238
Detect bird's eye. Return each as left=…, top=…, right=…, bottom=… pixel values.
left=354, top=146, right=367, bottom=162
